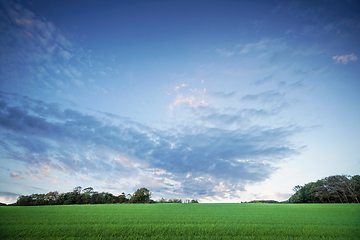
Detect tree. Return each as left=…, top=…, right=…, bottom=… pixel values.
left=130, top=188, right=151, bottom=203
left=316, top=179, right=331, bottom=203
left=157, top=198, right=168, bottom=203
left=81, top=187, right=95, bottom=204
left=16, top=195, right=32, bottom=206
left=326, top=175, right=348, bottom=203
left=32, top=194, right=46, bottom=205
left=118, top=192, right=128, bottom=203
left=83, top=187, right=94, bottom=195
left=45, top=191, right=59, bottom=205
left=289, top=174, right=360, bottom=203
left=56, top=193, right=66, bottom=205
left=351, top=175, right=360, bottom=202
left=293, top=185, right=302, bottom=192
left=90, top=192, right=101, bottom=204
left=345, top=175, right=359, bottom=203
left=74, top=186, right=82, bottom=194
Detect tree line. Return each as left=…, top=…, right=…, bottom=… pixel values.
left=14, top=187, right=199, bottom=206
left=289, top=175, right=360, bottom=203
left=156, top=198, right=199, bottom=203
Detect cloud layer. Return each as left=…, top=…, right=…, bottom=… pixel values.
left=0, top=91, right=301, bottom=199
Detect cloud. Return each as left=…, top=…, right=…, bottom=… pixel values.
left=72, top=79, right=85, bottom=87
left=0, top=191, right=20, bottom=198
left=169, top=87, right=208, bottom=110
left=237, top=38, right=288, bottom=55
left=235, top=38, right=290, bottom=63
left=238, top=39, right=269, bottom=54
left=10, top=173, right=26, bottom=180
left=207, top=91, right=237, bottom=99
left=169, top=94, right=195, bottom=110
left=0, top=1, right=73, bottom=74
left=188, top=105, right=289, bottom=133
left=332, top=53, right=358, bottom=64
left=241, top=91, right=284, bottom=103
left=252, top=75, right=274, bottom=86
left=215, top=48, right=234, bottom=57
left=0, top=191, right=21, bottom=204
left=301, top=17, right=360, bottom=38
left=292, top=67, right=323, bottom=77
left=0, top=92, right=302, bottom=198
left=0, top=1, right=72, bottom=88
left=59, top=50, right=72, bottom=60
left=275, top=1, right=360, bottom=40
left=0, top=1, right=116, bottom=97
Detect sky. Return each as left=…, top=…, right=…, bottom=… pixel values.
left=0, top=0, right=359, bottom=204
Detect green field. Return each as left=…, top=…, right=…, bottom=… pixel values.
left=1, top=203, right=359, bottom=239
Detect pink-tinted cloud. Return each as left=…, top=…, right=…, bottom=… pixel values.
left=121, top=182, right=129, bottom=187
left=114, top=157, right=137, bottom=168
left=169, top=95, right=195, bottom=110
left=105, top=180, right=118, bottom=187
left=169, top=86, right=209, bottom=111
left=41, top=168, right=51, bottom=176
left=332, top=53, right=358, bottom=64
left=10, top=173, right=25, bottom=180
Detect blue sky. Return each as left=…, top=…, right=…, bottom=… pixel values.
left=0, top=0, right=359, bottom=203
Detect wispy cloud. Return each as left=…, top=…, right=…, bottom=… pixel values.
left=332, top=53, right=358, bottom=64
left=292, top=67, right=323, bottom=77
left=207, top=91, right=237, bottom=99
left=0, top=191, right=20, bottom=198
left=238, top=39, right=269, bottom=54
left=0, top=1, right=115, bottom=97
left=275, top=1, right=360, bottom=39
left=241, top=91, right=284, bottom=103
left=237, top=38, right=287, bottom=55
left=0, top=1, right=75, bottom=85
left=191, top=105, right=284, bottom=130
left=235, top=38, right=290, bottom=63
left=252, top=75, right=274, bottom=86
left=215, top=48, right=234, bottom=57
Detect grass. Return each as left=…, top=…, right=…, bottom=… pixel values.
left=1, top=203, right=359, bottom=239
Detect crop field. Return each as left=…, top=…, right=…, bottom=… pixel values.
left=1, top=203, right=359, bottom=239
